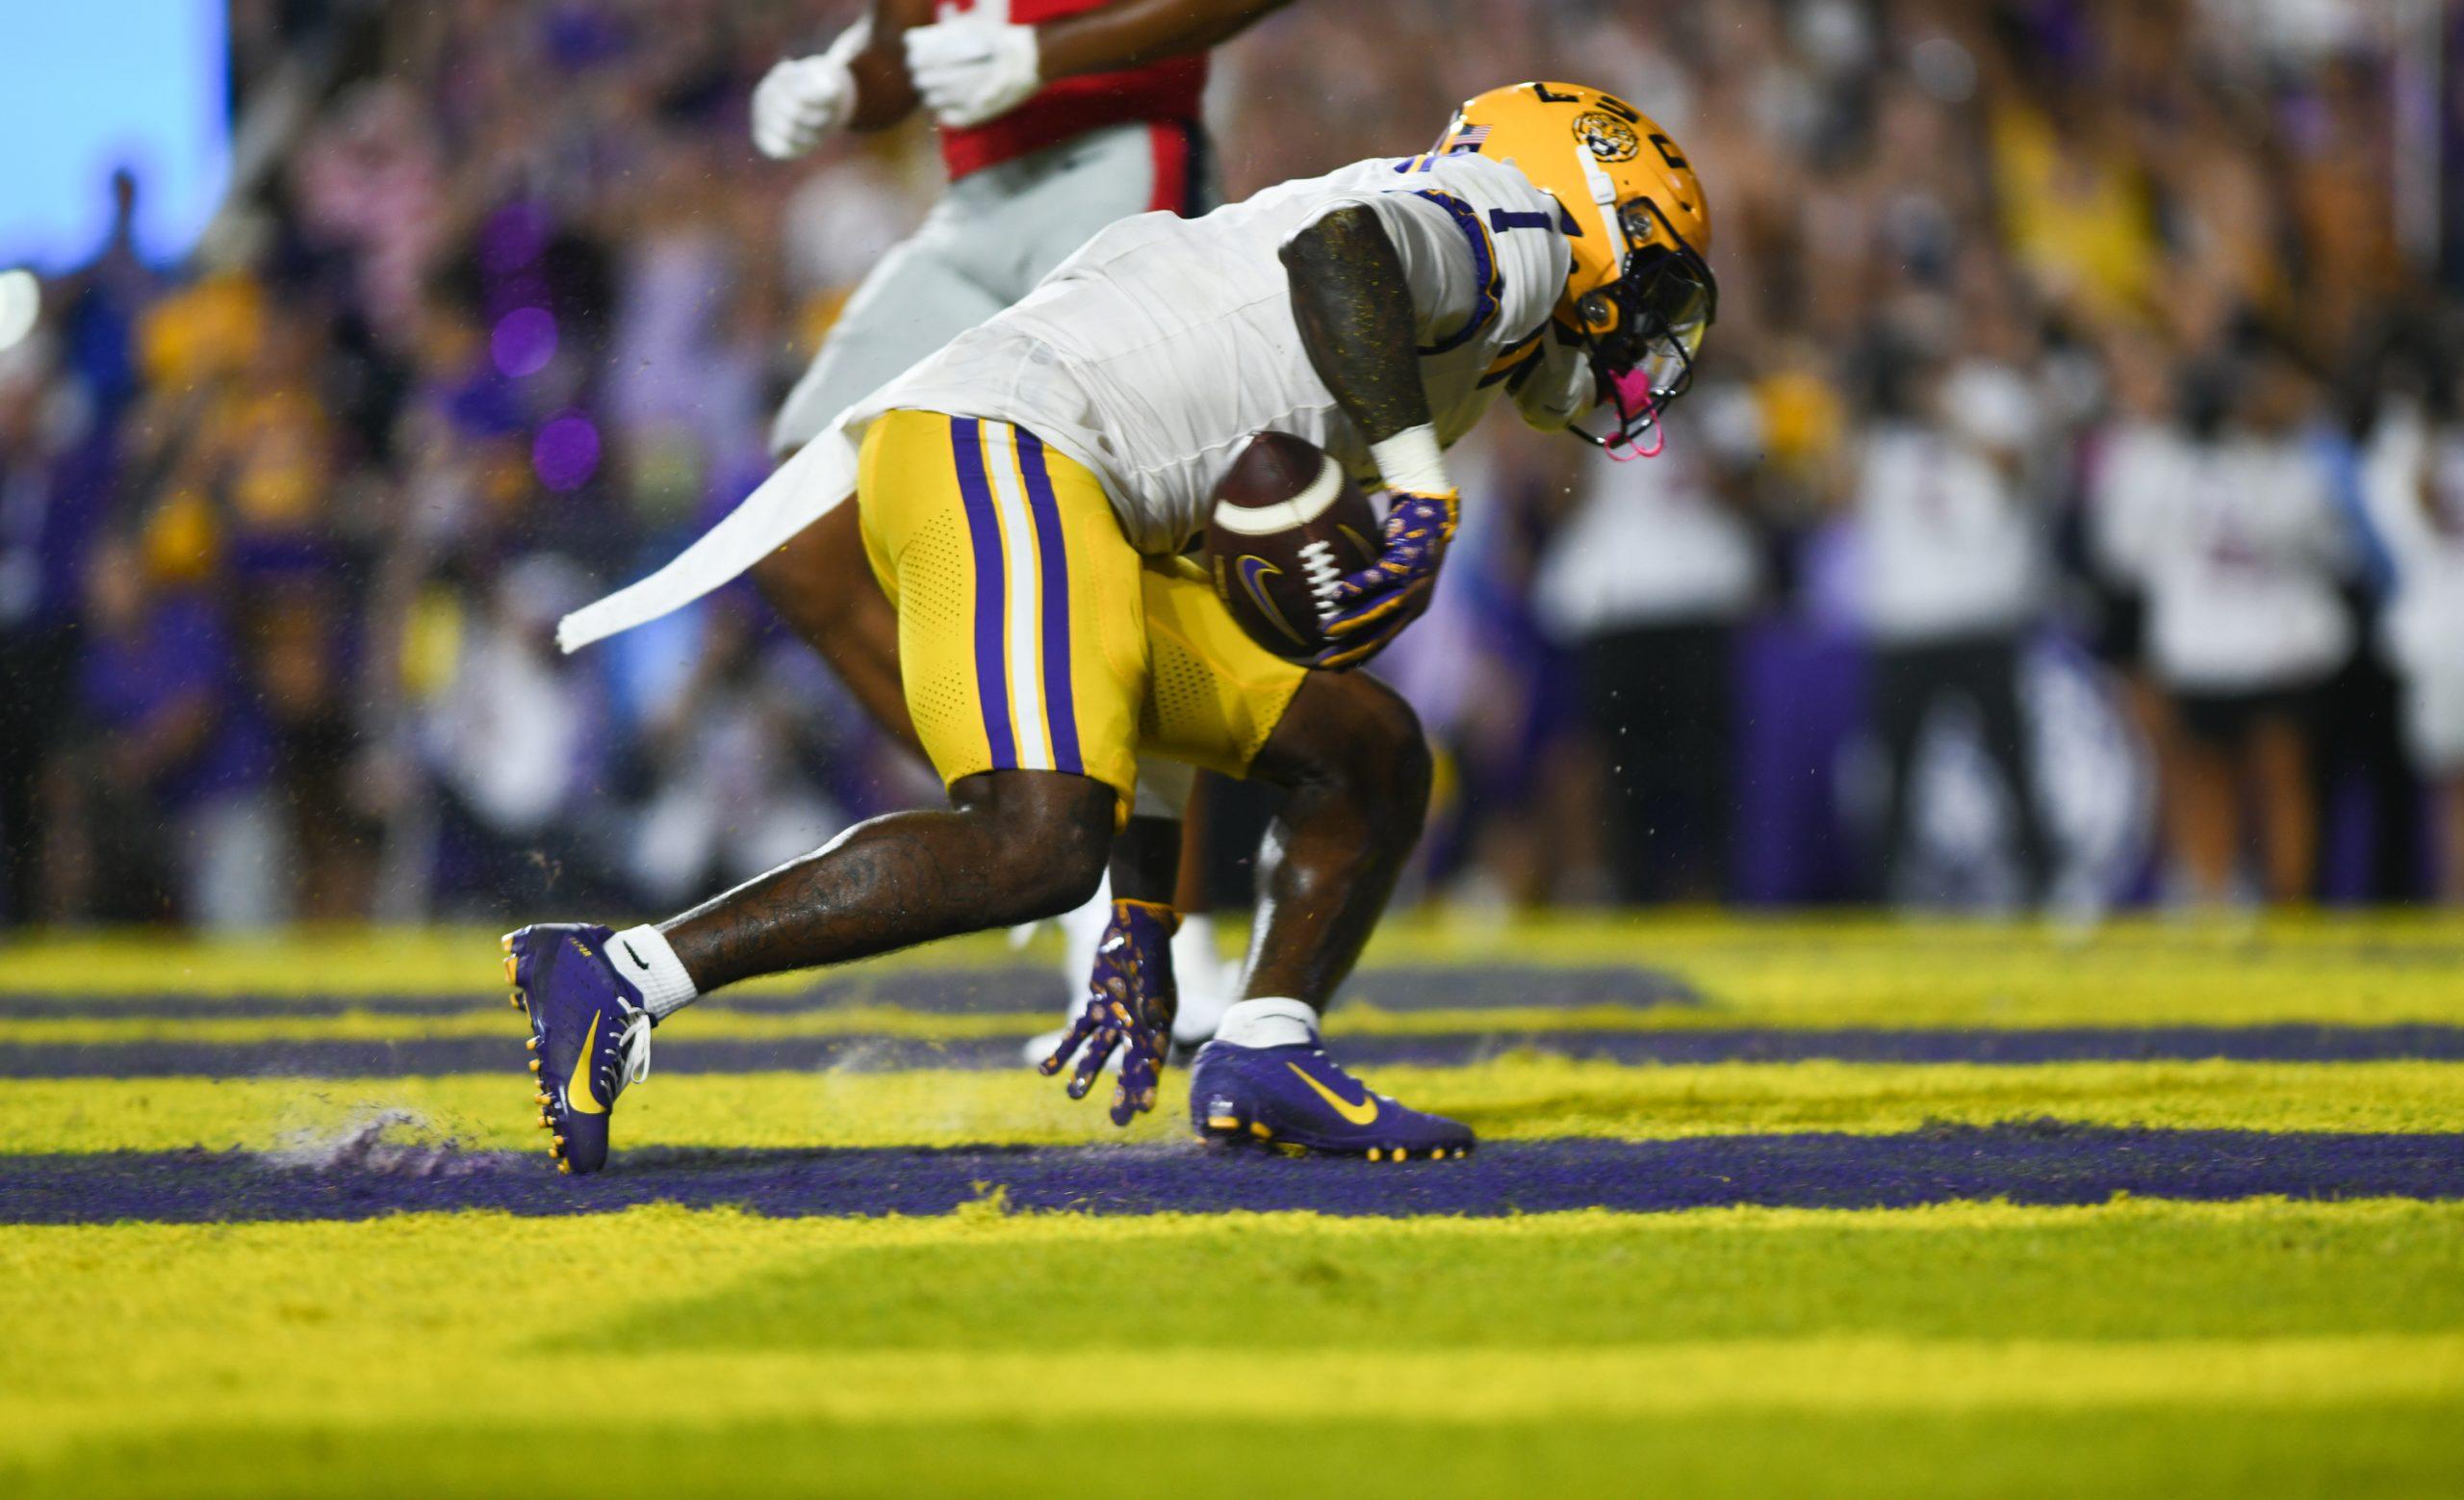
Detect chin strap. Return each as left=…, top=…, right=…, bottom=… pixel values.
left=1604, top=423, right=1665, bottom=462
left=1574, top=136, right=1629, bottom=251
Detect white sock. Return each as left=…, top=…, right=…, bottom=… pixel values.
left=610, top=924, right=698, bottom=1021
left=1169, top=914, right=1233, bottom=1043
left=1213, top=996, right=1317, bottom=1048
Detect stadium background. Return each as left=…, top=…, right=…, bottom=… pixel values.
left=6, top=0, right=2463, bottom=931
left=7, top=4, right=2464, bottom=1496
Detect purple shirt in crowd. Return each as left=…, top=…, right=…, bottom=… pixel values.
left=79, top=591, right=274, bottom=811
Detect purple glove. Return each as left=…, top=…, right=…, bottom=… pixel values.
left=1040, top=898, right=1180, bottom=1125
left=1316, top=489, right=1459, bottom=670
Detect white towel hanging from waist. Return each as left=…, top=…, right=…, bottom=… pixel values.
left=555, top=422, right=861, bottom=655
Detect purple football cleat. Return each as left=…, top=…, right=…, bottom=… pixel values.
left=502, top=924, right=653, bottom=1175
left=1188, top=1037, right=1473, bottom=1160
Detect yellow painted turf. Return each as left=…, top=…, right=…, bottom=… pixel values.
left=4, top=1056, right=2461, bottom=1153
left=4, top=1200, right=2461, bottom=1481
left=8, top=915, right=2464, bottom=1027
left=10, top=918, right=2464, bottom=1496
left=16, top=998, right=2464, bottom=1046
left=12, top=1339, right=2461, bottom=1447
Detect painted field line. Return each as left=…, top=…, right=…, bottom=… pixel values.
left=8, top=1126, right=2464, bottom=1225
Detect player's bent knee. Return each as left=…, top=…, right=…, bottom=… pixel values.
left=949, top=770, right=1114, bottom=923
left=1319, top=670, right=1431, bottom=791
left=1251, top=670, right=1433, bottom=843
left=1014, top=821, right=1109, bottom=921
left=1347, top=676, right=1432, bottom=810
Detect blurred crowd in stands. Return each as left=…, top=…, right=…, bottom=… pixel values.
left=5, top=0, right=2464, bottom=930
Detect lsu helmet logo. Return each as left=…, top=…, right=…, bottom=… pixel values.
left=1574, top=111, right=1641, bottom=163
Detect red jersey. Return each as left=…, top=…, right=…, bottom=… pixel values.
left=933, top=0, right=1208, bottom=179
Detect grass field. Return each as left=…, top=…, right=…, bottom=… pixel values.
left=4, top=916, right=2462, bottom=1495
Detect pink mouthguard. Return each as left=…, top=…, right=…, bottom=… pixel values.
left=1603, top=367, right=1665, bottom=461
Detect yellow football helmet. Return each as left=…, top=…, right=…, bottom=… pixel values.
left=1439, top=82, right=1717, bottom=453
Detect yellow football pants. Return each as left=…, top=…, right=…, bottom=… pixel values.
left=856, top=408, right=1306, bottom=821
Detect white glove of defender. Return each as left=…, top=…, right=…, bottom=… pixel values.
left=904, top=1, right=1042, bottom=129
left=752, top=50, right=858, bottom=160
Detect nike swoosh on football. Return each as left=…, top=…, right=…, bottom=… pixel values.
left=1286, top=1062, right=1378, bottom=1125
left=566, top=1012, right=607, bottom=1115
left=1237, top=556, right=1314, bottom=649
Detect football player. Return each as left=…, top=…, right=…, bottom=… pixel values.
left=757, top=0, right=1298, bottom=456
left=513, top=81, right=1716, bottom=1173
left=753, top=0, right=1300, bottom=1055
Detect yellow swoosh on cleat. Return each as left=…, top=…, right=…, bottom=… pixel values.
left=565, top=1013, right=606, bottom=1115
left=1286, top=1062, right=1378, bottom=1125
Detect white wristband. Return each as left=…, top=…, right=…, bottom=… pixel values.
left=1369, top=425, right=1451, bottom=496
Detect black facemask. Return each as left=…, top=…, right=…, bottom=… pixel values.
left=1570, top=200, right=1717, bottom=458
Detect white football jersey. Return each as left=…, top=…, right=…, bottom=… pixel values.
left=847, top=150, right=1580, bottom=554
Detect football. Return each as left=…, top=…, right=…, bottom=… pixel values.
left=1204, top=431, right=1383, bottom=660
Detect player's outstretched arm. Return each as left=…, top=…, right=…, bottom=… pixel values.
left=1280, top=207, right=1459, bottom=670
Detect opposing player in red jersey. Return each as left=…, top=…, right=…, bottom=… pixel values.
left=758, top=0, right=1294, bottom=454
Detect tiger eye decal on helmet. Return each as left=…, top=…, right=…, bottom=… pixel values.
left=1575, top=112, right=1641, bottom=163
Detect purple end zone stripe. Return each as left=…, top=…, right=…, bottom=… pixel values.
left=949, top=416, right=1016, bottom=768
left=8, top=1126, right=2462, bottom=1225
left=1012, top=427, right=1082, bottom=776
left=13, top=1023, right=2464, bottom=1078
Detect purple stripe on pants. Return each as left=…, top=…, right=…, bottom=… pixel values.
left=949, top=417, right=1016, bottom=768
left=1013, top=428, right=1083, bottom=777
